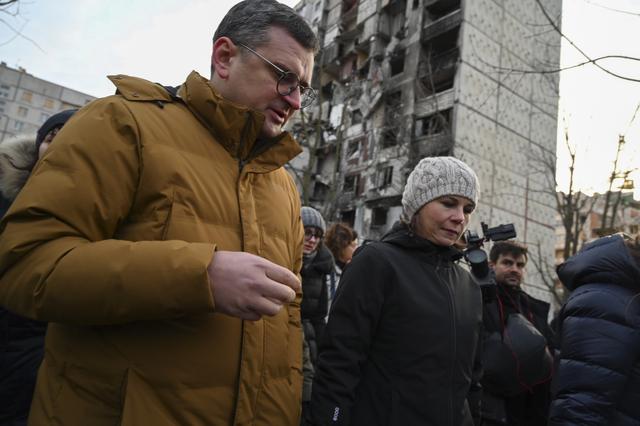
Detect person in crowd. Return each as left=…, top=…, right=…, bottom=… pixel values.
left=0, top=109, right=76, bottom=426
left=480, top=241, right=555, bottom=426
left=300, top=206, right=334, bottom=364
left=0, top=1, right=318, bottom=425
left=550, top=233, right=640, bottom=425
left=308, top=156, right=483, bottom=426
left=300, top=206, right=333, bottom=423
left=324, top=222, right=358, bottom=307
left=0, top=109, right=76, bottom=217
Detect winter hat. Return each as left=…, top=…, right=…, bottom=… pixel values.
left=401, top=156, right=479, bottom=222
left=301, top=206, right=326, bottom=234
left=35, top=109, right=77, bottom=151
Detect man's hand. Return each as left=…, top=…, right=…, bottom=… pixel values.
left=207, top=251, right=301, bottom=321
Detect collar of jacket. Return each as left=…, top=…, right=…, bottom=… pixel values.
left=381, top=221, right=462, bottom=262
left=0, top=133, right=37, bottom=202
left=178, top=71, right=302, bottom=170
left=303, top=244, right=334, bottom=274
left=109, top=71, right=302, bottom=171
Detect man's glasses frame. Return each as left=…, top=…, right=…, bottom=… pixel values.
left=237, top=42, right=316, bottom=109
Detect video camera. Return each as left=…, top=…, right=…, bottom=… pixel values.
left=463, top=222, right=516, bottom=301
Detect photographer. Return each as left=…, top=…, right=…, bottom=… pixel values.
left=308, top=157, right=483, bottom=426
left=480, top=241, right=555, bottom=426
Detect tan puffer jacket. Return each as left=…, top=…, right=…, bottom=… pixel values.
left=0, top=71, right=304, bottom=426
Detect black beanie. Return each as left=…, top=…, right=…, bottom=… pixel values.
left=35, top=109, right=78, bottom=151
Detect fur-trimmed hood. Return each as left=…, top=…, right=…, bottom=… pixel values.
left=0, top=133, right=37, bottom=203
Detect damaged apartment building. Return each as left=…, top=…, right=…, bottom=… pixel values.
left=289, top=0, right=563, bottom=299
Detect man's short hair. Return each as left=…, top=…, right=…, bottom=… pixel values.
left=489, top=241, right=528, bottom=264
left=214, top=0, right=319, bottom=52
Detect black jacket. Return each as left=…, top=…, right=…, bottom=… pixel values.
left=550, top=234, right=640, bottom=425
left=309, top=223, right=483, bottom=426
left=481, top=284, right=555, bottom=425
left=301, top=244, right=334, bottom=364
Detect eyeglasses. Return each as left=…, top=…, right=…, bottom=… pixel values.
left=237, top=42, right=316, bottom=109
left=304, top=228, right=323, bottom=239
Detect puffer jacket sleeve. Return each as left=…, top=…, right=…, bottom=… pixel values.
left=308, top=244, right=391, bottom=426
left=549, top=284, right=640, bottom=425
left=0, top=98, right=215, bottom=325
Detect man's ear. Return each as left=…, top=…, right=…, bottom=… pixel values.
left=488, top=261, right=496, bottom=269
left=211, top=37, right=238, bottom=80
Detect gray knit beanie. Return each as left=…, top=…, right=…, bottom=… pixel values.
left=301, top=206, right=326, bottom=233
left=401, top=156, right=479, bottom=222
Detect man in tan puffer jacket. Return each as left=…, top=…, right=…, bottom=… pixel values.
left=0, top=1, right=318, bottom=425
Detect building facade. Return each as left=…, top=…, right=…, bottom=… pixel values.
left=290, top=0, right=563, bottom=301
left=0, top=62, right=95, bottom=141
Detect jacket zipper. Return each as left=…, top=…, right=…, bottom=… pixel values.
left=231, top=113, right=253, bottom=426
left=438, top=258, right=456, bottom=425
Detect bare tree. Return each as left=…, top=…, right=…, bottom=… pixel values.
left=0, top=0, right=43, bottom=50
left=526, top=240, right=566, bottom=305
left=526, top=124, right=598, bottom=274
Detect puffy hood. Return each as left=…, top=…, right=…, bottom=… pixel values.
left=381, top=221, right=463, bottom=261
left=0, top=133, right=37, bottom=202
left=557, top=234, right=640, bottom=292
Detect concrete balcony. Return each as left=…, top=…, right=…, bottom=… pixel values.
left=422, top=9, right=462, bottom=42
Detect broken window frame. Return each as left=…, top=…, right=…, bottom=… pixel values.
left=371, top=206, right=389, bottom=228
left=343, top=174, right=360, bottom=193
left=378, top=166, right=394, bottom=188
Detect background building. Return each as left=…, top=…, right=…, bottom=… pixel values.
left=289, top=0, right=563, bottom=302
left=555, top=190, right=640, bottom=264
left=0, top=62, right=95, bottom=141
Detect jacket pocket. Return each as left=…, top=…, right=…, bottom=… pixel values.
left=48, top=360, right=126, bottom=425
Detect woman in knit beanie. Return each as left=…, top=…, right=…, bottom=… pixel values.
left=309, top=156, right=484, bottom=426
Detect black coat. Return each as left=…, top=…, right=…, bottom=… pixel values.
left=550, top=234, right=640, bottom=425
left=481, top=284, right=555, bottom=425
left=309, top=223, right=483, bottom=426
left=0, top=309, right=46, bottom=424
left=301, top=244, right=334, bottom=364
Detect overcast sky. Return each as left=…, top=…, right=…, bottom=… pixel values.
left=1, top=0, right=639, bottom=196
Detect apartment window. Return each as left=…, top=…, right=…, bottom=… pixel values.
left=21, top=91, right=33, bottom=103
left=0, top=84, right=9, bottom=89
left=343, top=174, right=359, bottom=193
left=417, top=109, right=452, bottom=137
left=426, top=0, right=461, bottom=19
left=17, top=106, right=28, bottom=117
left=371, top=207, right=388, bottom=227
left=340, top=209, right=356, bottom=227
left=312, top=181, right=329, bottom=202
left=352, top=108, right=363, bottom=124
left=41, top=113, right=50, bottom=123
left=14, top=120, right=24, bottom=131
left=379, top=166, right=394, bottom=188
left=382, top=90, right=402, bottom=148
left=346, top=139, right=360, bottom=157
left=44, top=98, right=55, bottom=109
left=390, top=49, right=405, bottom=76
